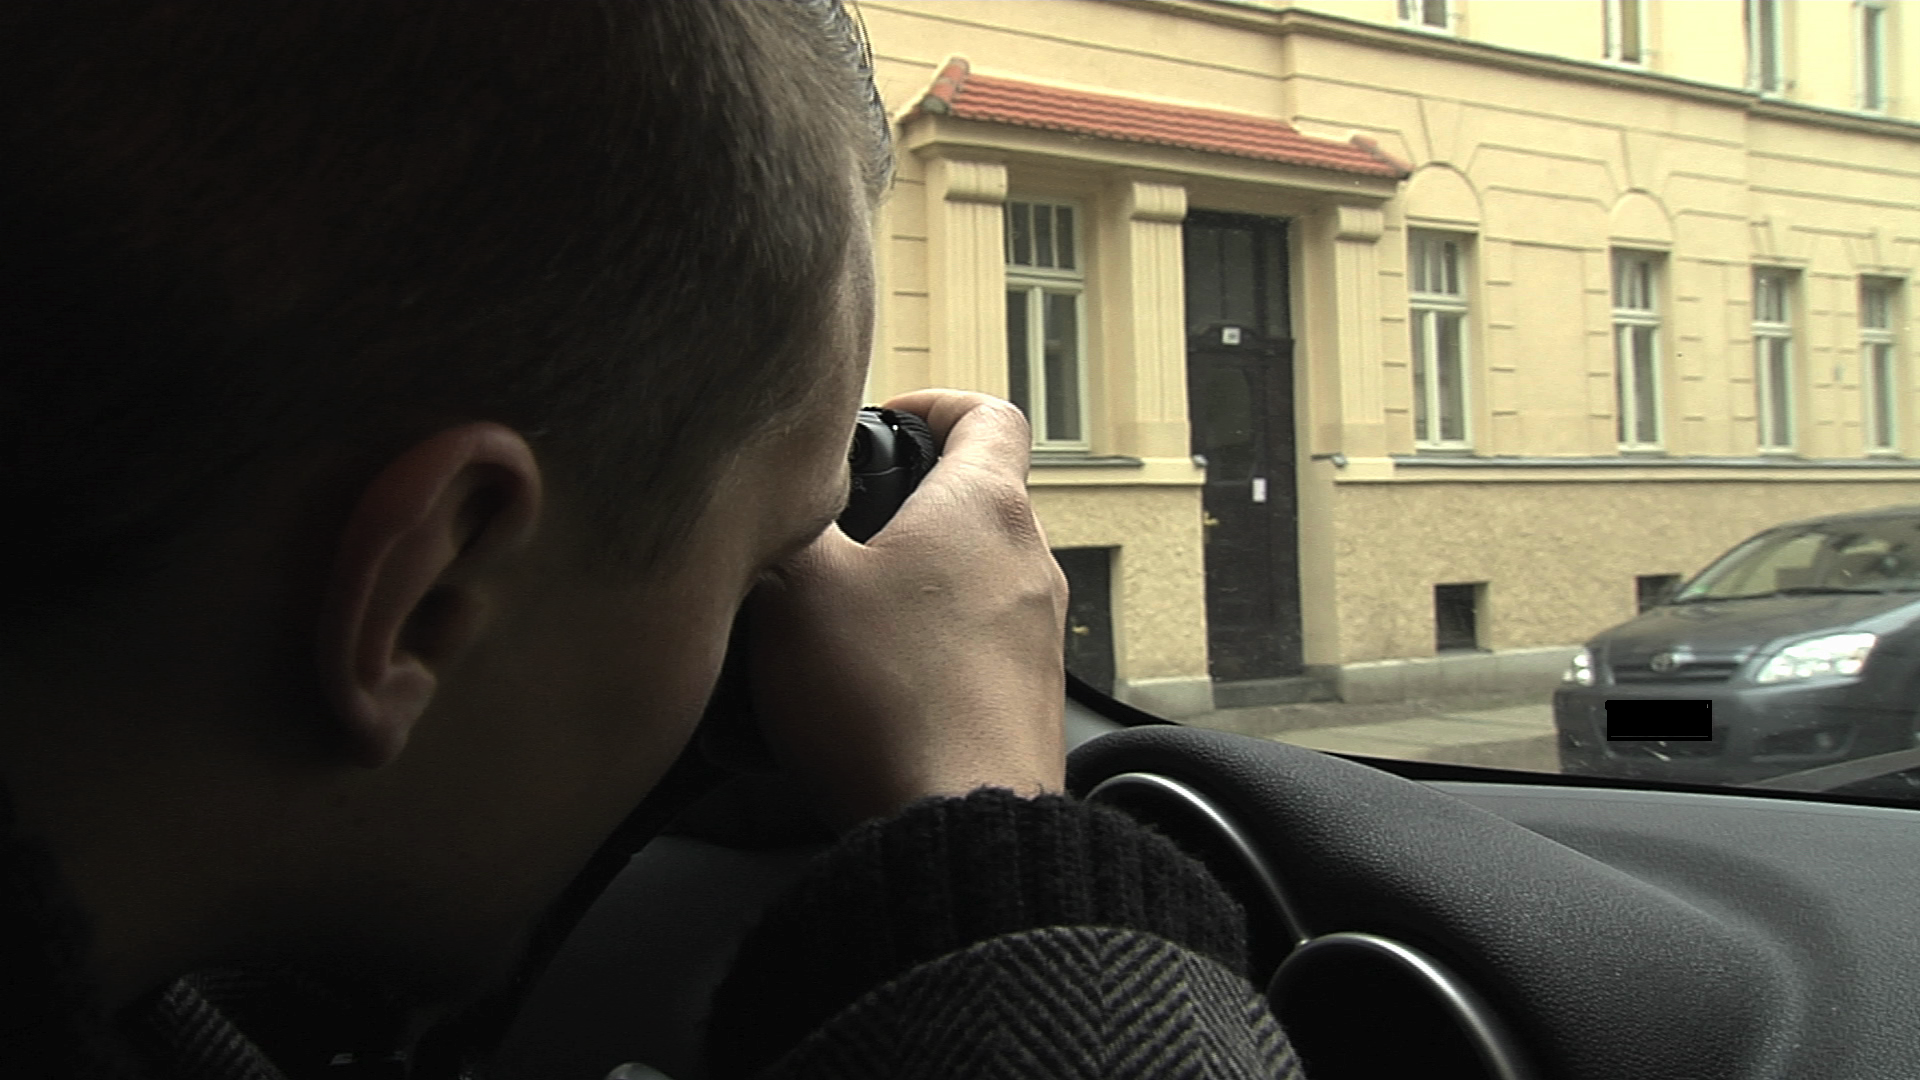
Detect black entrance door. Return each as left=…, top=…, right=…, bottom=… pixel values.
left=1183, top=212, right=1302, bottom=683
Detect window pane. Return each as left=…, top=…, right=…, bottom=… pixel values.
left=1756, top=0, right=1780, bottom=91
left=1437, top=311, right=1466, bottom=442
left=1615, top=326, right=1632, bottom=444
left=1043, top=291, right=1081, bottom=442
left=1864, top=6, right=1886, bottom=109
left=1422, top=0, right=1448, bottom=28
left=1765, top=336, right=1792, bottom=446
left=1056, top=206, right=1075, bottom=271
left=1034, top=203, right=1055, bottom=269
left=1007, top=289, right=1031, bottom=421
left=1872, top=341, right=1896, bottom=448
left=1008, top=203, right=1032, bottom=267
left=1633, top=325, right=1659, bottom=444
left=1411, top=232, right=1465, bottom=296
left=1863, top=284, right=1892, bottom=330
left=1620, top=0, right=1642, bottom=62
left=1755, top=274, right=1788, bottom=323
left=1412, top=313, right=1431, bottom=441
left=1614, top=254, right=1654, bottom=311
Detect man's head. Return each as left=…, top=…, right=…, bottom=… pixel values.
left=0, top=0, right=888, bottom=1033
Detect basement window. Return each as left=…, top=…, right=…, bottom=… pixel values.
left=1637, top=574, right=1682, bottom=612
left=1434, top=583, right=1483, bottom=652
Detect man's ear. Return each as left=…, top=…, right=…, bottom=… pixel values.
left=317, top=423, right=543, bottom=768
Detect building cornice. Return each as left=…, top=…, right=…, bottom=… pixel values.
left=1321, top=454, right=1920, bottom=484
left=903, top=115, right=1402, bottom=202
left=1117, top=0, right=1920, bottom=142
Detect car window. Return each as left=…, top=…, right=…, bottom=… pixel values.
left=1681, top=530, right=1828, bottom=599
left=862, top=0, right=1920, bottom=804
left=1679, top=521, right=1920, bottom=600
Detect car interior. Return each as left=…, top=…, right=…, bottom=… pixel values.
left=60, top=3, right=1918, bottom=1078
left=481, top=674, right=1920, bottom=1080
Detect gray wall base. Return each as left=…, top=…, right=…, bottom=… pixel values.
left=1113, top=676, right=1215, bottom=719
left=1334, top=646, right=1581, bottom=704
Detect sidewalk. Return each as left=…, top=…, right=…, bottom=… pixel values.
left=1184, top=692, right=1562, bottom=774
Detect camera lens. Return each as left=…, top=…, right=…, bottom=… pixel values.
left=848, top=423, right=878, bottom=470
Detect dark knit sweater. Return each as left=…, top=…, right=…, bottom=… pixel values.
left=2, top=786, right=1304, bottom=1080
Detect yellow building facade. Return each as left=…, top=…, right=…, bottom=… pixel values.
left=859, top=0, right=1920, bottom=715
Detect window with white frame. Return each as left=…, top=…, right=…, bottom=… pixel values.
left=1005, top=200, right=1087, bottom=448
left=1398, top=0, right=1450, bottom=32
left=1605, top=0, right=1645, bottom=64
left=1753, top=270, right=1797, bottom=451
left=1613, top=252, right=1662, bottom=448
left=1862, top=278, right=1900, bottom=452
left=1860, top=0, right=1890, bottom=111
left=1747, top=0, right=1784, bottom=93
left=1409, top=230, right=1472, bottom=448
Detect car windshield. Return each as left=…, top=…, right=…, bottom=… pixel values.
left=1676, top=519, right=1920, bottom=601
left=862, top=1, right=1920, bottom=805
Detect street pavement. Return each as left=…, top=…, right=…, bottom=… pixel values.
left=1184, top=692, right=1561, bottom=774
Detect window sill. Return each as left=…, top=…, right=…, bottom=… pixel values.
left=1029, top=452, right=1143, bottom=468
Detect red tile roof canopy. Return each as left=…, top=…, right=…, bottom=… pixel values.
left=912, top=57, right=1408, bottom=180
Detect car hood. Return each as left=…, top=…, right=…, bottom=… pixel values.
left=1598, top=592, right=1920, bottom=659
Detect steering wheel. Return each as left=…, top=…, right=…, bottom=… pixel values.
left=1069, top=725, right=1790, bottom=1080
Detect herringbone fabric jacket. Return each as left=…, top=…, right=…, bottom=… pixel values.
left=704, top=789, right=1306, bottom=1080
left=748, top=926, right=1303, bottom=1080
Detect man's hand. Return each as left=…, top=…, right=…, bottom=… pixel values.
left=745, top=390, right=1070, bottom=831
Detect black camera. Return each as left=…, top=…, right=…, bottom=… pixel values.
left=696, top=406, right=937, bottom=770
left=839, top=406, right=938, bottom=541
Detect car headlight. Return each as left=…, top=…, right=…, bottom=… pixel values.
left=1755, top=632, right=1877, bottom=685
left=1562, top=648, right=1594, bottom=687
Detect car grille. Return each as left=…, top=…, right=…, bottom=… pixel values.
left=1606, top=726, right=1728, bottom=759
left=1609, top=660, right=1742, bottom=684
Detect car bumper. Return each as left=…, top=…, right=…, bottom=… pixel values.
left=1553, top=679, right=1912, bottom=784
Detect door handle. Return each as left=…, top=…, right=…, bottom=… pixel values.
left=1203, top=512, right=1221, bottom=529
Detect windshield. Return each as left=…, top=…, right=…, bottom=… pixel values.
left=1676, top=520, right=1920, bottom=601
left=863, top=1, right=1920, bottom=804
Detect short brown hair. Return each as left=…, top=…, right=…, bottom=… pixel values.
left=0, top=1, right=892, bottom=626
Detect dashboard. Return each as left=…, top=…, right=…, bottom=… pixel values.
left=488, top=698, right=1920, bottom=1080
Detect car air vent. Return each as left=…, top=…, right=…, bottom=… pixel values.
left=1084, top=772, right=1306, bottom=986
left=1267, top=931, right=1536, bottom=1080
left=1611, top=659, right=1741, bottom=683
left=1085, top=772, right=1537, bottom=1080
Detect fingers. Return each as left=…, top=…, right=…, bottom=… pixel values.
left=741, top=387, right=1069, bottom=829
left=880, top=389, right=1032, bottom=490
